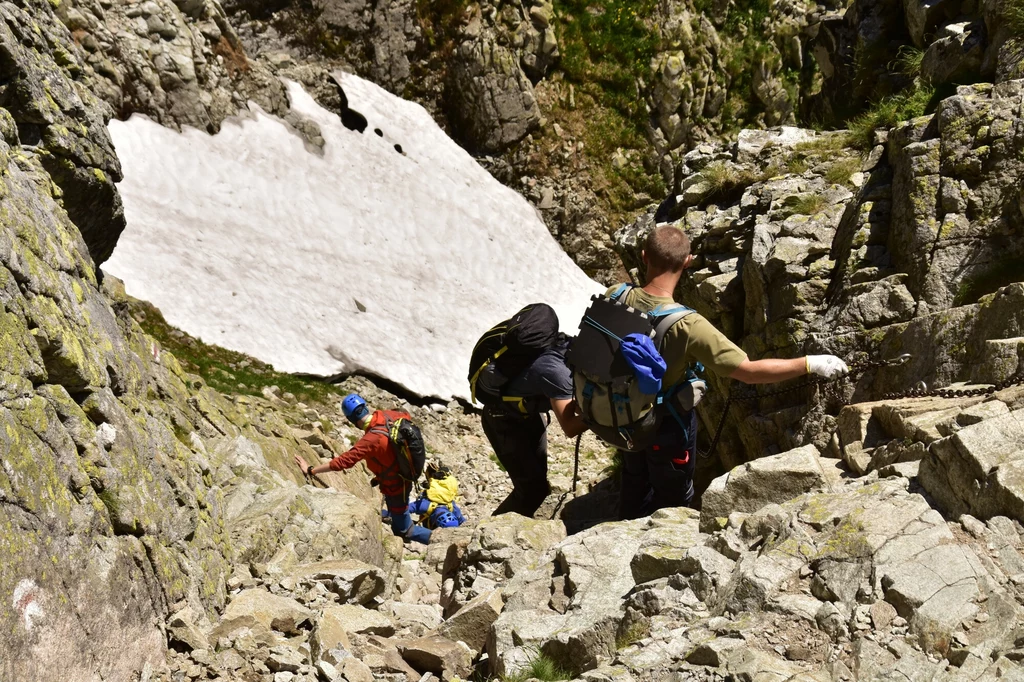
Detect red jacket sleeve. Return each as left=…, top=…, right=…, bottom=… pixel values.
left=329, top=432, right=383, bottom=471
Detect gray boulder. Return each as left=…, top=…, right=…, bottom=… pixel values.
left=630, top=508, right=705, bottom=584
left=921, top=21, right=986, bottom=84
left=219, top=589, right=314, bottom=635
left=920, top=406, right=1024, bottom=519
left=444, top=514, right=565, bottom=618
left=434, top=588, right=503, bottom=655
left=398, top=636, right=474, bottom=678
left=701, top=445, right=830, bottom=530
left=288, top=560, right=387, bottom=605
left=446, top=37, right=540, bottom=153
left=489, top=517, right=651, bottom=677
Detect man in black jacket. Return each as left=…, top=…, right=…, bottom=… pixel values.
left=479, top=338, right=588, bottom=517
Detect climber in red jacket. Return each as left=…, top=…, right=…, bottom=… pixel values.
left=294, top=393, right=431, bottom=544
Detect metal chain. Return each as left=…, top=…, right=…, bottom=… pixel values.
left=879, top=378, right=1024, bottom=400
left=700, top=354, right=1024, bottom=459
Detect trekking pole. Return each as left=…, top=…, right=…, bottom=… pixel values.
left=549, top=434, right=585, bottom=520
left=701, top=393, right=734, bottom=460
left=571, top=434, right=582, bottom=494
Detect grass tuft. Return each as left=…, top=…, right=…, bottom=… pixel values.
left=702, top=161, right=739, bottom=193
left=893, top=46, right=925, bottom=80
left=784, top=155, right=810, bottom=175
left=501, top=652, right=571, bottom=682
left=824, top=156, right=863, bottom=186
left=847, top=83, right=938, bottom=149
left=794, top=135, right=849, bottom=154
left=790, top=194, right=829, bottom=216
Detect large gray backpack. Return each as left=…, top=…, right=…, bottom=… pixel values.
left=566, top=284, right=697, bottom=450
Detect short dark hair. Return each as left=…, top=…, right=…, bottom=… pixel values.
left=645, top=225, right=691, bottom=272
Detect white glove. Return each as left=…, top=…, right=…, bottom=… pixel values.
left=806, top=355, right=849, bottom=378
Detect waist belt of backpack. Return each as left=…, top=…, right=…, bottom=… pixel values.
left=656, top=383, right=690, bottom=438
left=425, top=500, right=454, bottom=516
left=502, top=394, right=539, bottom=415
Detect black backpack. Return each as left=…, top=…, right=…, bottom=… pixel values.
left=370, top=414, right=426, bottom=482
left=566, top=284, right=695, bottom=450
left=468, top=303, right=560, bottom=408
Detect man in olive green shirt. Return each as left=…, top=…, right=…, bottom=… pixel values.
left=610, top=224, right=849, bottom=519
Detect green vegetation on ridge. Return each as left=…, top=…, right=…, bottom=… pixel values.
left=847, top=82, right=938, bottom=149
left=556, top=0, right=659, bottom=119
left=129, top=298, right=345, bottom=405
left=552, top=0, right=665, bottom=214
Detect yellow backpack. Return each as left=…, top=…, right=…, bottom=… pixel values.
left=424, top=474, right=459, bottom=516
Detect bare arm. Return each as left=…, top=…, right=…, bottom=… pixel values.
left=294, top=436, right=372, bottom=476
left=728, top=357, right=807, bottom=384
left=551, top=398, right=588, bottom=438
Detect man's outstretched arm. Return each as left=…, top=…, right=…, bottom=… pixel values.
left=729, top=355, right=848, bottom=384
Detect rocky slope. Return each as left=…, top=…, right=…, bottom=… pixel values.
left=30, top=0, right=1024, bottom=285
left=138, top=383, right=1024, bottom=682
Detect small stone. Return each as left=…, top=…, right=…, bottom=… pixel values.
left=316, top=660, right=341, bottom=681
left=960, top=515, right=987, bottom=538
left=869, top=601, right=897, bottom=631
left=786, top=645, right=814, bottom=661
left=96, top=422, right=117, bottom=450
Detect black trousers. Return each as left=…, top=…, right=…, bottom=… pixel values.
left=618, top=409, right=698, bottom=520
left=482, top=408, right=552, bottom=517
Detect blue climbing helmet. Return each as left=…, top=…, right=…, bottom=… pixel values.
left=342, top=394, right=369, bottom=424
left=432, top=509, right=461, bottom=528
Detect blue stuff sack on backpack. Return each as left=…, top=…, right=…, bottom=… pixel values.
left=620, top=333, right=667, bottom=395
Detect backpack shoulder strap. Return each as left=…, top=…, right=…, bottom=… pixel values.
left=469, top=345, right=511, bottom=403
left=609, top=283, right=632, bottom=301
left=369, top=413, right=394, bottom=439
left=651, top=306, right=695, bottom=348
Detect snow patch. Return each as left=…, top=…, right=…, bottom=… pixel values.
left=105, top=73, right=601, bottom=399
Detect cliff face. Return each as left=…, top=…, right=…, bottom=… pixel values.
left=0, top=0, right=125, bottom=265
left=0, top=21, right=388, bottom=669
left=0, top=152, right=387, bottom=678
